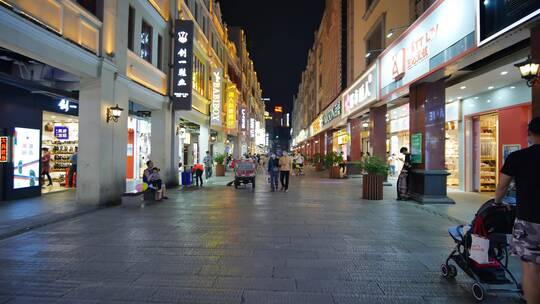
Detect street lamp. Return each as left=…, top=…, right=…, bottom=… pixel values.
left=515, top=56, right=540, bottom=87
left=107, top=104, right=124, bottom=123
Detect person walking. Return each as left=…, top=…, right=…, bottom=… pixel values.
left=267, top=153, right=279, bottom=192
left=495, top=117, right=540, bottom=304
left=203, top=151, right=213, bottom=180
left=41, top=148, right=52, bottom=186
left=295, top=153, right=305, bottom=176
left=279, top=152, right=292, bottom=192
left=192, top=162, right=204, bottom=187
left=396, top=147, right=411, bottom=200
left=67, top=148, right=77, bottom=187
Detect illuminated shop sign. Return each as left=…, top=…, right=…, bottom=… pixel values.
left=172, top=20, right=194, bottom=110
left=210, top=68, right=223, bottom=126
left=342, top=65, right=378, bottom=116
left=57, top=99, right=78, bottom=112
left=240, top=108, right=247, bottom=130
left=380, top=0, right=476, bottom=94
left=226, top=85, right=237, bottom=130
left=54, top=126, right=69, bottom=140
left=250, top=118, right=255, bottom=138
left=322, top=99, right=341, bottom=126
left=477, top=0, right=540, bottom=46
left=310, top=116, right=322, bottom=136
left=13, top=127, right=40, bottom=189
left=0, top=136, right=8, bottom=162
left=274, top=106, right=283, bottom=113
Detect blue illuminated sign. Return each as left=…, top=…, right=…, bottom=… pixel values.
left=54, top=126, right=69, bottom=140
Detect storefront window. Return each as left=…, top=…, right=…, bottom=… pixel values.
left=41, top=111, right=79, bottom=194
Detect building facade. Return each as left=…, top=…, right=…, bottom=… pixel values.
left=0, top=0, right=265, bottom=204
left=293, top=0, right=540, bottom=204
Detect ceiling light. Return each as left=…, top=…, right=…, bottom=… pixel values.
left=487, top=99, right=491, bottom=103
left=474, top=97, right=479, bottom=100
left=460, top=86, right=466, bottom=90
left=500, top=71, right=508, bottom=76
left=448, top=99, right=454, bottom=102
left=457, top=96, right=462, bottom=99
left=365, top=52, right=372, bottom=58
left=483, top=0, right=489, bottom=5
left=386, top=31, right=394, bottom=39
left=510, top=86, right=516, bottom=89
left=488, top=86, right=494, bottom=90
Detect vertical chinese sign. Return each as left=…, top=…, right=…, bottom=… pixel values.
left=0, top=136, right=8, bottom=162
left=226, top=84, right=237, bottom=131
left=172, top=20, right=195, bottom=110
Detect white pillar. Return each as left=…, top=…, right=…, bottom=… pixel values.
left=77, top=62, right=128, bottom=205
left=150, top=104, right=173, bottom=185
left=199, top=124, right=209, bottom=164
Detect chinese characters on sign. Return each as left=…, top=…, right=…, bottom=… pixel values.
left=411, top=133, right=423, bottom=164
left=240, top=108, right=247, bottom=130
left=211, top=68, right=223, bottom=126
left=172, top=20, right=194, bottom=110
left=57, top=99, right=78, bottom=113
left=322, top=100, right=341, bottom=126
left=250, top=118, right=255, bottom=138
left=342, top=66, right=378, bottom=116
left=226, top=85, right=237, bottom=130
left=54, top=126, right=69, bottom=140
left=392, top=24, right=439, bottom=79
left=0, top=136, right=8, bottom=162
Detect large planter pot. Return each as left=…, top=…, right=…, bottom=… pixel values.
left=216, top=164, right=225, bottom=176
left=329, top=165, right=341, bottom=179
left=362, top=174, right=384, bottom=200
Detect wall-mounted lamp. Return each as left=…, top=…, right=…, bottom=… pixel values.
left=107, top=104, right=124, bottom=123
left=365, top=49, right=384, bottom=58
left=515, top=56, right=539, bottom=87
left=386, top=25, right=410, bottom=39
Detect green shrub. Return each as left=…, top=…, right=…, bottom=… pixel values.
left=214, top=153, right=226, bottom=165
left=363, top=155, right=389, bottom=176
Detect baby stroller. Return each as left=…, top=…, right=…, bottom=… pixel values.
left=441, top=199, right=521, bottom=301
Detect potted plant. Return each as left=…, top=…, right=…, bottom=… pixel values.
left=313, top=153, right=323, bottom=171
left=324, top=152, right=343, bottom=179
left=362, top=155, right=389, bottom=200
left=214, top=153, right=226, bottom=176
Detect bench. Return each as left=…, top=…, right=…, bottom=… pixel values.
left=121, top=189, right=160, bottom=206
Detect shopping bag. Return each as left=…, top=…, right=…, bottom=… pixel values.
left=470, top=234, right=490, bottom=264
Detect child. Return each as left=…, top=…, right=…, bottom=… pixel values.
left=148, top=167, right=167, bottom=200
left=148, top=167, right=162, bottom=190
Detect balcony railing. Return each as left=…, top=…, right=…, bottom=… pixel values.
left=127, top=50, right=168, bottom=95
left=0, top=0, right=102, bottom=55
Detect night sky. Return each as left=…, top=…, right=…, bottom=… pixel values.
left=219, top=0, right=326, bottom=114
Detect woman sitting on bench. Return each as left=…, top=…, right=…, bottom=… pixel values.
left=143, top=160, right=168, bottom=200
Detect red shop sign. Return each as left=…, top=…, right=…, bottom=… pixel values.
left=0, top=136, right=8, bottom=162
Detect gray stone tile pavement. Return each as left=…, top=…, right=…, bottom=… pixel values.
left=0, top=169, right=523, bottom=303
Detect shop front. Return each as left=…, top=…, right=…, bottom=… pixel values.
left=340, top=64, right=378, bottom=161
left=445, top=64, right=533, bottom=192
left=378, top=0, right=477, bottom=203
left=126, top=110, right=151, bottom=183
left=0, top=82, right=79, bottom=201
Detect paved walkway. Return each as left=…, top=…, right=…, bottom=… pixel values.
left=0, top=190, right=96, bottom=240
left=0, top=169, right=521, bottom=303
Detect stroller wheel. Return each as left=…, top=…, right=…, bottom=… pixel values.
left=471, top=283, right=485, bottom=301
left=441, top=264, right=457, bottom=278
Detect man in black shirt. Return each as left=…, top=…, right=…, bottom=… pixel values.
left=496, top=117, right=540, bottom=304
